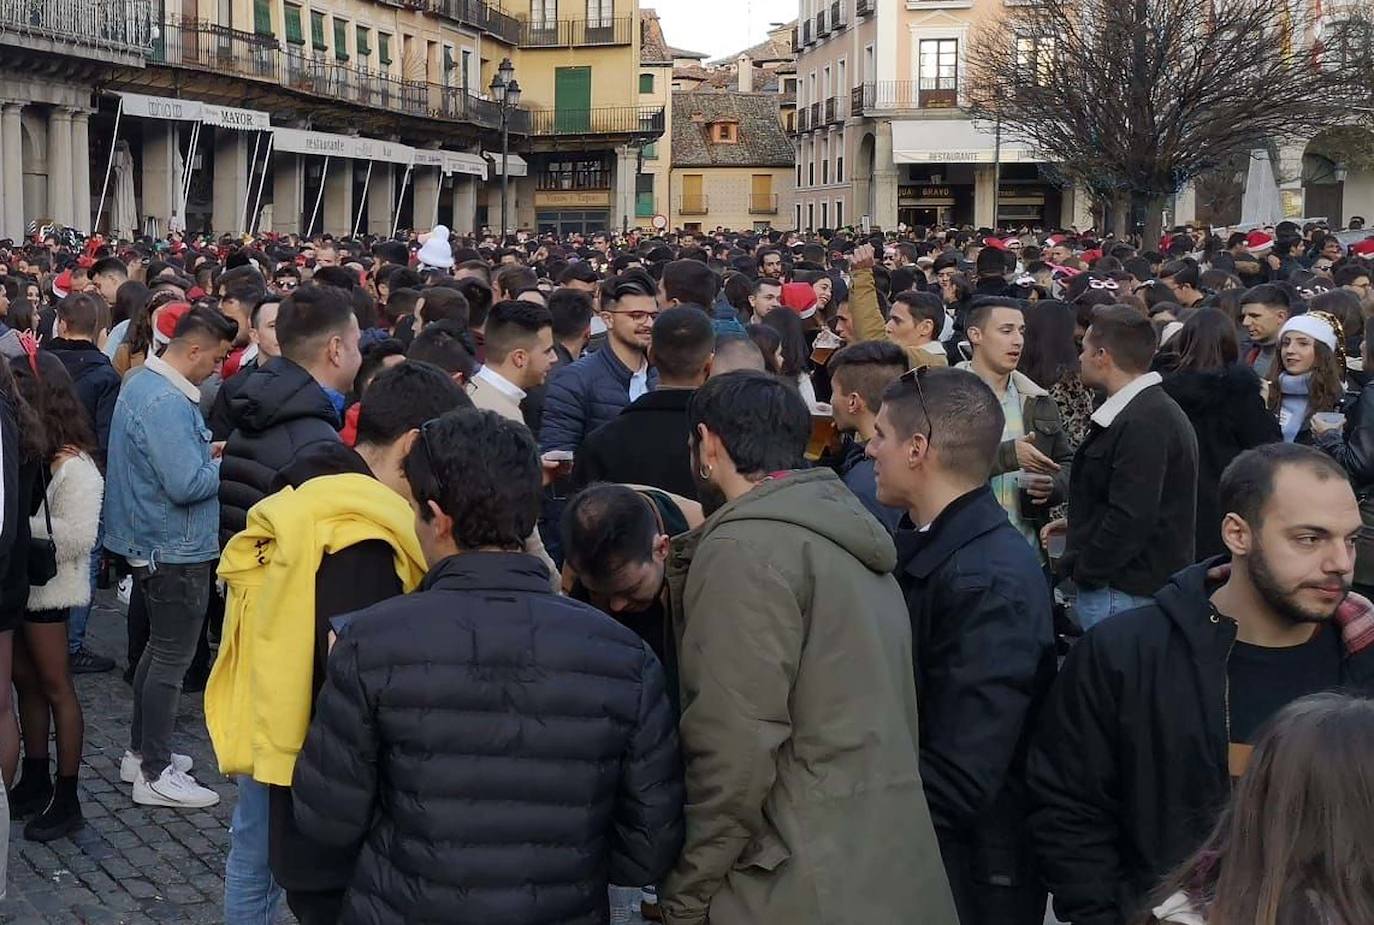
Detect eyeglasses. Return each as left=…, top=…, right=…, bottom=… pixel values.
left=899, top=365, right=934, bottom=446
left=413, top=418, right=442, bottom=505
left=607, top=309, right=659, bottom=324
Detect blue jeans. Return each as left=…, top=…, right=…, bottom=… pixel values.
left=67, top=520, right=103, bottom=653
left=1076, top=587, right=1154, bottom=630
left=225, top=777, right=283, bottom=924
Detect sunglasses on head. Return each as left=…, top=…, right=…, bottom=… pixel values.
left=898, top=365, right=935, bottom=445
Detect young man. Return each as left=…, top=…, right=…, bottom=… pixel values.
left=465, top=299, right=557, bottom=424
left=1029, top=443, right=1374, bottom=925
left=291, top=408, right=685, bottom=923
left=756, top=247, right=784, bottom=280
left=547, top=287, right=593, bottom=366
left=960, top=299, right=1072, bottom=548
left=658, top=258, right=719, bottom=311
left=208, top=297, right=283, bottom=441
left=747, top=276, right=782, bottom=323
left=572, top=306, right=713, bottom=499
left=540, top=268, right=660, bottom=454
left=659, top=371, right=958, bottom=925
left=867, top=367, right=1056, bottom=925
left=1159, top=260, right=1206, bottom=308
left=1239, top=284, right=1293, bottom=379
left=105, top=306, right=237, bottom=809
left=845, top=244, right=948, bottom=370
left=88, top=255, right=128, bottom=307
left=828, top=340, right=908, bottom=531
left=1045, top=305, right=1198, bottom=628
left=45, top=292, right=122, bottom=673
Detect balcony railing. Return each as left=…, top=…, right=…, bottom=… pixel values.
left=825, top=96, right=838, bottom=123
left=429, top=0, right=521, bottom=44
left=749, top=193, right=779, bottom=214
left=519, top=15, right=633, bottom=46
left=537, top=169, right=613, bottom=190
left=528, top=105, right=664, bottom=136
left=856, top=0, right=874, bottom=13
left=801, top=20, right=811, bottom=44
left=0, top=0, right=154, bottom=54
left=810, top=101, right=821, bottom=125
left=852, top=81, right=948, bottom=113
left=149, top=18, right=530, bottom=131
left=680, top=194, right=709, bottom=215
left=795, top=107, right=809, bottom=132
left=830, top=1, right=841, bottom=28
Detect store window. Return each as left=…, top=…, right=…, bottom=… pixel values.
left=538, top=158, right=612, bottom=190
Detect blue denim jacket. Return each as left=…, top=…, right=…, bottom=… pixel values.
left=104, top=363, right=221, bottom=565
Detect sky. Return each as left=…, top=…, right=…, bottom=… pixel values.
left=641, top=0, right=797, bottom=62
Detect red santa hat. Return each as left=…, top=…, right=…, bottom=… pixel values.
left=152, top=302, right=192, bottom=346
left=1044, top=233, right=1067, bottom=247
left=52, top=269, right=72, bottom=299
left=1245, top=230, right=1275, bottom=257
left=982, top=236, right=1008, bottom=251
left=1349, top=239, right=1374, bottom=258
left=780, top=282, right=818, bottom=319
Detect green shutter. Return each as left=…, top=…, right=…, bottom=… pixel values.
left=253, top=0, right=272, bottom=35
left=310, top=11, right=326, bottom=49
left=638, top=73, right=653, bottom=93
left=333, top=18, right=348, bottom=60
left=642, top=141, right=657, bottom=160
left=284, top=5, right=303, bottom=45
left=554, top=66, right=592, bottom=132
left=378, top=32, right=392, bottom=65
left=356, top=26, right=370, bottom=57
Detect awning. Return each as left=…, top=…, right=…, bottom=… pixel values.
left=115, top=93, right=269, bottom=130
left=486, top=152, right=528, bottom=177
left=201, top=104, right=270, bottom=131
left=272, top=127, right=414, bottom=165
left=892, top=119, right=1040, bottom=164
left=414, top=149, right=489, bottom=179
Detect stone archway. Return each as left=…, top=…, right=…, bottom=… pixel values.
left=1303, top=127, right=1374, bottom=228
left=20, top=108, right=48, bottom=225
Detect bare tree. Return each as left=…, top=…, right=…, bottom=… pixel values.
left=965, top=0, right=1357, bottom=242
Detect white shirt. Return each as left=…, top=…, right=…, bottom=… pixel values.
left=1090, top=371, right=1162, bottom=428
left=629, top=361, right=650, bottom=402
left=474, top=364, right=527, bottom=403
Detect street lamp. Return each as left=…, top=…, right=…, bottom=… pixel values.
left=490, top=57, right=521, bottom=240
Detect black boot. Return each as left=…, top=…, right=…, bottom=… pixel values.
left=24, top=774, right=83, bottom=842
left=8, top=756, right=53, bottom=820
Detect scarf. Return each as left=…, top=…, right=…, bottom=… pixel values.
left=1278, top=371, right=1311, bottom=443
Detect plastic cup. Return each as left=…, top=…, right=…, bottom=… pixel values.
left=1313, top=411, right=1346, bottom=429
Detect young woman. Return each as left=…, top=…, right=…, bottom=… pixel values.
left=761, top=307, right=819, bottom=409
left=7, top=366, right=99, bottom=842
left=1020, top=300, right=1095, bottom=450
left=1162, top=309, right=1282, bottom=559
left=1266, top=311, right=1351, bottom=444
left=1144, top=693, right=1374, bottom=925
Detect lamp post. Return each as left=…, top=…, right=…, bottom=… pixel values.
left=490, top=57, right=521, bottom=241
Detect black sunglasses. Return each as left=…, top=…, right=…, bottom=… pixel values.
left=899, top=365, right=934, bottom=445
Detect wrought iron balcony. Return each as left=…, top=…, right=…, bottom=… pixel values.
left=852, top=81, right=945, bottom=113
left=0, top=0, right=154, bottom=55
left=825, top=96, right=838, bottom=123
left=749, top=193, right=779, bottom=214
left=528, top=105, right=664, bottom=137
left=830, top=1, right=842, bottom=28
left=815, top=10, right=827, bottom=35
left=519, top=15, right=634, bottom=47
left=429, top=0, right=521, bottom=44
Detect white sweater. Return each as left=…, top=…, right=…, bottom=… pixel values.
left=28, top=452, right=104, bottom=612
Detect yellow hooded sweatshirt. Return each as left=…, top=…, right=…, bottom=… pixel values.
left=206, top=473, right=428, bottom=786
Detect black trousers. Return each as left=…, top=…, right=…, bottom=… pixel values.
left=286, top=887, right=346, bottom=925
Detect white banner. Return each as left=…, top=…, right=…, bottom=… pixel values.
left=201, top=104, right=270, bottom=131
left=117, top=92, right=203, bottom=122
left=273, top=127, right=414, bottom=165
left=415, top=149, right=488, bottom=178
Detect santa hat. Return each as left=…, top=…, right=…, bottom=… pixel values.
left=1279, top=313, right=1337, bottom=352
left=417, top=225, right=454, bottom=269
left=1044, top=233, right=1067, bottom=247
left=982, top=236, right=1008, bottom=251
left=1350, top=239, right=1374, bottom=258
left=1245, top=230, right=1275, bottom=257
left=52, top=269, right=72, bottom=299
left=780, top=282, right=818, bottom=319
left=152, top=301, right=192, bottom=346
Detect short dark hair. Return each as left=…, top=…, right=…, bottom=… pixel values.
left=56, top=292, right=102, bottom=337
left=383, top=267, right=423, bottom=292
left=312, top=265, right=359, bottom=290
left=605, top=268, right=657, bottom=304
left=418, top=287, right=470, bottom=329
left=484, top=299, right=552, bottom=363
left=1219, top=443, right=1348, bottom=529
left=356, top=360, right=470, bottom=446
left=1335, top=265, right=1371, bottom=288
left=219, top=265, right=268, bottom=309
left=828, top=340, right=907, bottom=410
left=650, top=306, right=715, bottom=381
left=454, top=277, right=493, bottom=328
left=880, top=367, right=1004, bottom=480
left=495, top=265, right=538, bottom=298
left=407, top=320, right=477, bottom=380
left=276, top=283, right=357, bottom=360
left=374, top=240, right=409, bottom=266
left=558, top=261, right=599, bottom=285
left=561, top=484, right=659, bottom=586
left=687, top=370, right=810, bottom=477
left=892, top=290, right=945, bottom=334
left=751, top=276, right=782, bottom=296
left=1160, top=260, right=1200, bottom=289
left=91, top=256, right=128, bottom=280
left=966, top=297, right=1023, bottom=334
left=662, top=259, right=720, bottom=307
left=404, top=409, right=541, bottom=550
left=1240, top=283, right=1292, bottom=311
left=547, top=288, right=594, bottom=341
left=173, top=304, right=238, bottom=345
left=1087, top=304, right=1157, bottom=374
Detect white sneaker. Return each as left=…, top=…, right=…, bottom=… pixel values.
left=117, top=574, right=133, bottom=606
left=120, top=750, right=193, bottom=785
left=132, top=766, right=220, bottom=809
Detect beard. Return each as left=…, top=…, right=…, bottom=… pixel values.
left=690, top=443, right=729, bottom=517
left=1249, top=535, right=1350, bottom=625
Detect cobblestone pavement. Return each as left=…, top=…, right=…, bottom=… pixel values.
left=0, top=594, right=655, bottom=924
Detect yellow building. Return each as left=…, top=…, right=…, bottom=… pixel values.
left=0, top=0, right=664, bottom=238
left=670, top=91, right=794, bottom=232
left=634, top=9, right=675, bottom=228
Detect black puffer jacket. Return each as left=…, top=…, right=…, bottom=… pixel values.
left=218, top=358, right=339, bottom=547
left=292, top=551, right=685, bottom=925
left=1162, top=365, right=1281, bottom=560
left=46, top=338, right=120, bottom=461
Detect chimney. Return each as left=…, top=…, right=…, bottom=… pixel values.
left=737, top=54, right=753, bottom=92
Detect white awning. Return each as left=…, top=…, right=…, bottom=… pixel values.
left=486, top=152, right=528, bottom=177
left=117, top=92, right=203, bottom=121
left=892, top=119, right=1040, bottom=164
left=201, top=104, right=271, bottom=131
left=414, top=149, right=489, bottom=179
left=272, top=127, right=414, bottom=165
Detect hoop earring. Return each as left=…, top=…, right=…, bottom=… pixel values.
left=698, top=464, right=712, bottom=480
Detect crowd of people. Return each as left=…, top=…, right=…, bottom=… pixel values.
left=0, top=216, right=1372, bottom=924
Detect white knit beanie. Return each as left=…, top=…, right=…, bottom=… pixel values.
left=417, top=225, right=454, bottom=269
